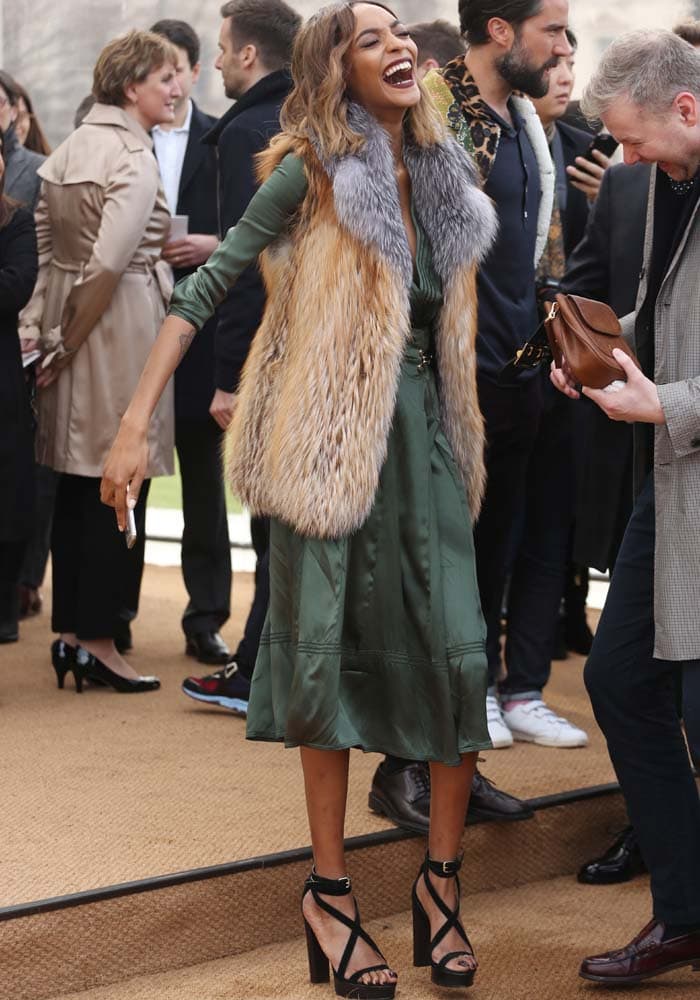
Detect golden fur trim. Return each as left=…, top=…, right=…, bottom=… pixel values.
left=225, top=140, right=486, bottom=537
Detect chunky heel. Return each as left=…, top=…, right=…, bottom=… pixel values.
left=304, top=918, right=330, bottom=983
left=412, top=891, right=431, bottom=967
left=301, top=869, right=396, bottom=999
left=411, top=854, right=476, bottom=989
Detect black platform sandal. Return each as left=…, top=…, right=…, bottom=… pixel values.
left=302, top=869, right=397, bottom=999
left=412, top=854, right=476, bottom=989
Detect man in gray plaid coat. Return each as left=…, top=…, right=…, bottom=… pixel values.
left=552, top=28, right=700, bottom=987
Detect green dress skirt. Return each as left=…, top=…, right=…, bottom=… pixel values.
left=168, top=153, right=490, bottom=765
left=246, top=217, right=490, bottom=765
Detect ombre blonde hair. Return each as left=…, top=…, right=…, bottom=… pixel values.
left=279, top=1, right=445, bottom=159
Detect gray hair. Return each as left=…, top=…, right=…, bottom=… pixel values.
left=582, top=29, right=700, bottom=121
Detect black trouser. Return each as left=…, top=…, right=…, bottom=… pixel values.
left=176, top=417, right=231, bottom=637
left=0, top=539, right=28, bottom=626
left=474, top=373, right=573, bottom=695
left=20, top=463, right=58, bottom=590
left=474, top=374, right=542, bottom=687
left=51, top=473, right=150, bottom=640
left=503, top=382, right=574, bottom=695
left=585, top=475, right=700, bottom=924
left=234, top=516, right=270, bottom=679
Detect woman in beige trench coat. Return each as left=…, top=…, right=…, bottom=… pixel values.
left=18, top=30, right=181, bottom=693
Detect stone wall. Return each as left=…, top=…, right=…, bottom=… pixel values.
left=0, top=0, right=696, bottom=149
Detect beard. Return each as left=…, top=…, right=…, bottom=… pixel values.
left=497, top=38, right=559, bottom=98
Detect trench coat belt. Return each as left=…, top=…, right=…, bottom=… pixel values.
left=51, top=258, right=156, bottom=275
left=50, top=257, right=173, bottom=306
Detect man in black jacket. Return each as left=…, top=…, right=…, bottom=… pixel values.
left=562, top=161, right=651, bottom=887
left=151, top=20, right=231, bottom=668
left=564, top=162, right=650, bottom=575
left=181, top=0, right=301, bottom=713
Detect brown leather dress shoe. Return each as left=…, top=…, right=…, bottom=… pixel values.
left=580, top=920, right=700, bottom=984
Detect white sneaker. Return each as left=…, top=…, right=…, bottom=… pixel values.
left=486, top=694, right=514, bottom=748
left=502, top=699, right=588, bottom=748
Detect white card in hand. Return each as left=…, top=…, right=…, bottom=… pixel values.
left=22, top=349, right=41, bottom=369
left=169, top=215, right=189, bottom=241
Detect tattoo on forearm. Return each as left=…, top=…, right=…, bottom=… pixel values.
left=178, top=332, right=195, bottom=363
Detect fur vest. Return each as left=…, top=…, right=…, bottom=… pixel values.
left=225, top=107, right=497, bottom=538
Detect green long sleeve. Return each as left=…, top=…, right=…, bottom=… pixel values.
left=168, top=152, right=308, bottom=331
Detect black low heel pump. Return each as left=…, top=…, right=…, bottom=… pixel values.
left=77, top=648, right=160, bottom=693
left=51, top=639, right=81, bottom=692
left=412, top=854, right=476, bottom=989
left=302, top=869, right=397, bottom=999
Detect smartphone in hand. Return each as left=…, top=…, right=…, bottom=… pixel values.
left=125, top=506, right=137, bottom=549
left=584, top=133, right=619, bottom=163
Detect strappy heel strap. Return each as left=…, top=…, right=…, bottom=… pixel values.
left=302, top=869, right=396, bottom=999
left=304, top=868, right=353, bottom=896
left=412, top=853, right=476, bottom=989
left=425, top=854, right=463, bottom=878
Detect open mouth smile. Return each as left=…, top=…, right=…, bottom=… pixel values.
left=382, top=59, right=415, bottom=89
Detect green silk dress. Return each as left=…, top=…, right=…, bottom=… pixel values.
left=170, top=154, right=490, bottom=765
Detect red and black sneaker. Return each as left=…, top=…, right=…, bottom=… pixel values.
left=181, top=658, right=249, bottom=716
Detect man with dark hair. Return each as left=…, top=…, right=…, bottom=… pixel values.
left=407, top=20, right=465, bottom=76
left=369, top=0, right=575, bottom=837
left=425, top=0, right=588, bottom=751
left=181, top=0, right=301, bottom=715
left=459, top=0, right=542, bottom=46
left=150, top=19, right=232, bottom=669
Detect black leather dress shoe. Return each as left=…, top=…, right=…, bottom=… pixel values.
left=466, top=768, right=535, bottom=824
left=185, top=630, right=231, bottom=665
left=368, top=761, right=430, bottom=835
left=0, top=622, right=19, bottom=643
left=369, top=761, right=535, bottom=834
left=578, top=826, right=647, bottom=884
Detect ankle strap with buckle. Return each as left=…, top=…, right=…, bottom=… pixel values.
left=304, top=868, right=352, bottom=896
left=425, top=853, right=463, bottom=878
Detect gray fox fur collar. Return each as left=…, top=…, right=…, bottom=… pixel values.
left=322, top=103, right=498, bottom=285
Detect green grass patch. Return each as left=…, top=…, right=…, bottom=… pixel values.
left=149, top=455, right=242, bottom=513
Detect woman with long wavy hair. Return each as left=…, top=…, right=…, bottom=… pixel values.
left=102, top=3, right=497, bottom=995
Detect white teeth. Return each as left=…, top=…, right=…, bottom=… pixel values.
left=383, top=60, right=413, bottom=82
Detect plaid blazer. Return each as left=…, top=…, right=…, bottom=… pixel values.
left=622, top=165, right=700, bottom=660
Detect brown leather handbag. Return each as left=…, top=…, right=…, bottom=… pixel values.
left=544, top=293, right=641, bottom=389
